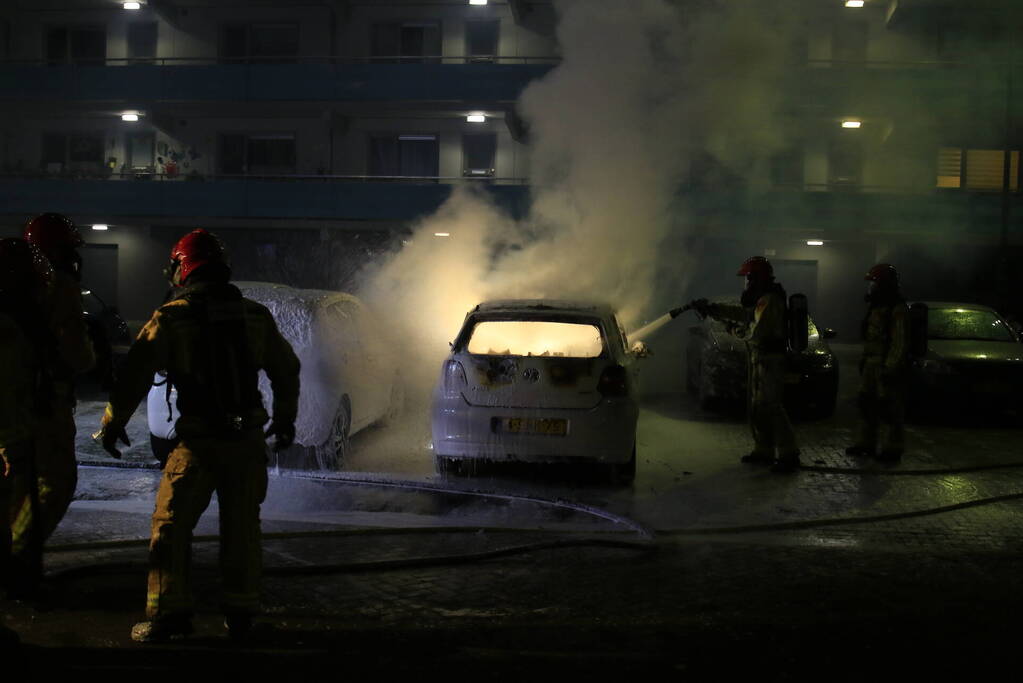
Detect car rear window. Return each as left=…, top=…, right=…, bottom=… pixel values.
left=929, top=308, right=1017, bottom=342
left=466, top=320, right=605, bottom=358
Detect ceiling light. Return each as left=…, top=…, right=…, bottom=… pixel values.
left=121, top=112, right=140, bottom=122
left=807, top=240, right=824, bottom=246
left=123, top=2, right=142, bottom=9
left=469, top=0, right=488, bottom=5
left=466, top=114, right=486, bottom=123
left=92, top=224, right=109, bottom=231
left=845, top=1, right=865, bottom=7
left=841, top=119, right=862, bottom=129
left=434, top=232, right=451, bottom=237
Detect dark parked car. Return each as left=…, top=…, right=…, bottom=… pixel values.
left=81, top=289, right=131, bottom=388
left=909, top=302, right=1023, bottom=414
left=686, top=300, right=839, bottom=418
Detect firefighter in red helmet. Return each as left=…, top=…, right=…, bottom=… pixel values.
left=0, top=239, right=53, bottom=641
left=95, top=229, right=300, bottom=642
left=689, top=256, right=800, bottom=472
left=11, top=213, right=95, bottom=598
left=846, top=263, right=908, bottom=461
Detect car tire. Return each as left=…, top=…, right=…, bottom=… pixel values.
left=608, top=446, right=636, bottom=485
left=315, top=394, right=351, bottom=471
left=435, top=455, right=462, bottom=477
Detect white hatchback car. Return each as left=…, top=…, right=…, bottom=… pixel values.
left=146, top=282, right=403, bottom=469
left=431, top=300, right=640, bottom=481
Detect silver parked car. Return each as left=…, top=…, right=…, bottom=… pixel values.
left=147, top=282, right=403, bottom=469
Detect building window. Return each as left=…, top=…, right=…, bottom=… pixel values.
left=466, top=20, right=499, bottom=62
left=368, top=134, right=439, bottom=178
left=45, top=26, right=106, bottom=64
left=463, top=133, right=496, bottom=176
left=127, top=22, right=158, bottom=61
left=828, top=137, right=863, bottom=186
left=370, top=22, right=441, bottom=63
left=770, top=145, right=804, bottom=186
left=42, top=132, right=105, bottom=170
left=127, top=131, right=155, bottom=169
left=219, top=24, right=299, bottom=62
left=937, top=147, right=1019, bottom=191
left=831, top=20, right=868, bottom=63
left=219, top=134, right=296, bottom=175
left=41, top=133, right=67, bottom=171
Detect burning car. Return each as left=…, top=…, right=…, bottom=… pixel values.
left=147, top=282, right=403, bottom=469
left=685, top=299, right=838, bottom=418
left=909, top=302, right=1023, bottom=414
left=431, top=300, right=641, bottom=482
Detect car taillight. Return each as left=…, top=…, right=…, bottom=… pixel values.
left=442, top=360, right=468, bottom=398
left=597, top=364, right=628, bottom=397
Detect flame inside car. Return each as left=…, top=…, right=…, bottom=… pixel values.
left=465, top=321, right=605, bottom=358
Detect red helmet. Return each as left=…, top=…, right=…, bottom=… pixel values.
left=168, top=229, right=227, bottom=285
left=737, top=256, right=774, bottom=280
left=23, top=213, right=83, bottom=260
left=0, top=238, right=54, bottom=295
left=865, top=263, right=899, bottom=285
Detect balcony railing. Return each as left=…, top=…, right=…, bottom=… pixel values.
left=0, top=55, right=561, bottom=67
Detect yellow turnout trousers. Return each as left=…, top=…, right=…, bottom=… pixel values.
left=748, top=352, right=799, bottom=460
left=145, top=430, right=268, bottom=619
left=10, top=399, right=77, bottom=558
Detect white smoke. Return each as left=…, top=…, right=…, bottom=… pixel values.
left=361, top=0, right=793, bottom=396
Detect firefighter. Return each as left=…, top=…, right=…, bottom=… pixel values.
left=0, top=239, right=54, bottom=642
left=691, top=256, right=800, bottom=472
left=95, top=229, right=300, bottom=642
left=846, top=263, right=908, bottom=461
left=10, top=213, right=95, bottom=597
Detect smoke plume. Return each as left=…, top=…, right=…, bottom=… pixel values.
left=361, top=0, right=794, bottom=394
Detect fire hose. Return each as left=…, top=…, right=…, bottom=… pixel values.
left=42, top=464, right=1023, bottom=582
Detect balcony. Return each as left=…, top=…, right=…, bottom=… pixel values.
left=0, top=57, right=557, bottom=104
left=0, top=175, right=1019, bottom=239
left=0, top=174, right=531, bottom=222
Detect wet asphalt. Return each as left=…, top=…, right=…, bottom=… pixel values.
left=4, top=343, right=1023, bottom=679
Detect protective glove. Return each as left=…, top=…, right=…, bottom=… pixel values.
left=689, top=298, right=711, bottom=319
left=93, top=424, right=131, bottom=459
left=265, top=421, right=296, bottom=452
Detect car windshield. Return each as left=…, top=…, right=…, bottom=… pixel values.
left=928, top=308, right=1017, bottom=342
left=466, top=320, right=605, bottom=357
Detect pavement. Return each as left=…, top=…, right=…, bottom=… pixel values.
left=5, top=343, right=1023, bottom=680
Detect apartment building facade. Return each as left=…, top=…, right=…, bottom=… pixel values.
left=0, top=0, right=1019, bottom=334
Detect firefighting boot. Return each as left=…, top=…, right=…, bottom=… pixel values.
left=740, top=451, right=774, bottom=465
left=770, top=452, right=801, bottom=474
left=876, top=449, right=903, bottom=462
left=130, top=615, right=194, bottom=643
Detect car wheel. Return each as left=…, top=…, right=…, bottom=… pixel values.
left=608, top=446, right=636, bottom=485
left=315, top=395, right=351, bottom=471
left=435, top=455, right=462, bottom=477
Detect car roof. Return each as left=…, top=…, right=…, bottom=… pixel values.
left=473, top=299, right=616, bottom=319
left=917, top=301, right=999, bottom=314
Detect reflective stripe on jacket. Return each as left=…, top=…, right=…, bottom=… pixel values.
left=102, top=282, right=300, bottom=438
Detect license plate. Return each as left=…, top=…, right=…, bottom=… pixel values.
left=500, top=418, right=568, bottom=436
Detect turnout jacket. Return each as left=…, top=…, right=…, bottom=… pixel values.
left=708, top=289, right=788, bottom=356
left=102, top=282, right=300, bottom=440
left=861, top=301, right=909, bottom=372
left=49, top=270, right=95, bottom=385
left=0, top=312, right=36, bottom=451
